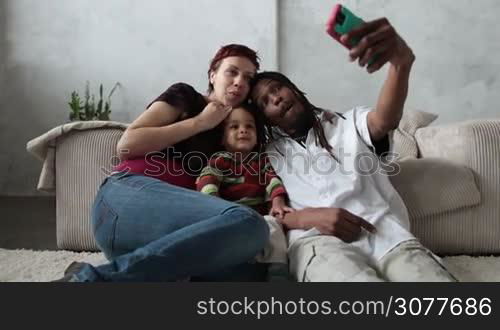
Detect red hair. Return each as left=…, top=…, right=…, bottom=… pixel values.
left=207, top=44, right=260, bottom=93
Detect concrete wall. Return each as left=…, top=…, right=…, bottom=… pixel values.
left=1, top=0, right=499, bottom=196
left=280, top=0, right=500, bottom=123
left=0, top=0, right=8, bottom=194
left=0, top=0, right=278, bottom=196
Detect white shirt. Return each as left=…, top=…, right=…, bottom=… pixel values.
left=266, top=107, right=415, bottom=261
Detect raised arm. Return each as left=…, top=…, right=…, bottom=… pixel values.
left=342, top=18, right=416, bottom=142
left=117, top=101, right=232, bottom=160
left=368, top=56, right=414, bottom=141
left=117, top=101, right=199, bottom=160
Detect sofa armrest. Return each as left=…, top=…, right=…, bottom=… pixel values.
left=56, top=128, right=124, bottom=251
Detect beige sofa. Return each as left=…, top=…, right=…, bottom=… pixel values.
left=27, top=111, right=500, bottom=255
left=390, top=116, right=500, bottom=254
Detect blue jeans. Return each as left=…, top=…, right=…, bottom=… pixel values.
left=73, top=173, right=269, bottom=282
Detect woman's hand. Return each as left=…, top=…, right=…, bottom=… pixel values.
left=195, top=101, right=233, bottom=131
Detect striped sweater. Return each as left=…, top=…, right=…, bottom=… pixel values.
left=196, top=152, right=287, bottom=215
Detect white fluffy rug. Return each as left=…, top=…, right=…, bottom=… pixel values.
left=0, top=248, right=107, bottom=282
left=1, top=248, right=499, bottom=282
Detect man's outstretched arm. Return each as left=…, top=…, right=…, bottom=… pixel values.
left=342, top=18, right=416, bottom=142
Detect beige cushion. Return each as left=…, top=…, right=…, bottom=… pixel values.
left=389, top=158, right=481, bottom=220
left=392, top=110, right=438, bottom=159
left=412, top=120, right=500, bottom=254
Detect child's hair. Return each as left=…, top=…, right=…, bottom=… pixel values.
left=218, top=102, right=267, bottom=154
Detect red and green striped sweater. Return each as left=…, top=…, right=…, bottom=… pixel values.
left=196, top=152, right=287, bottom=215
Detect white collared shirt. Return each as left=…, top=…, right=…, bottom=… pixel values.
left=266, top=106, right=415, bottom=261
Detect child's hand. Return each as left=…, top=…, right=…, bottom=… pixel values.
left=269, top=196, right=295, bottom=220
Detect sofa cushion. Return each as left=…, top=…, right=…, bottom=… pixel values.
left=388, top=158, right=481, bottom=220
left=392, top=110, right=438, bottom=159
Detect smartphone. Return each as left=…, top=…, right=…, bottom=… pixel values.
left=326, top=4, right=364, bottom=49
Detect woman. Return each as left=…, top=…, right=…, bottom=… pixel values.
left=59, top=44, right=269, bottom=282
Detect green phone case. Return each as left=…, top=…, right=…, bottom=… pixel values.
left=334, top=6, right=376, bottom=66
left=334, top=6, right=365, bottom=48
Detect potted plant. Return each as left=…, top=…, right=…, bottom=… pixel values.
left=68, top=82, right=121, bottom=121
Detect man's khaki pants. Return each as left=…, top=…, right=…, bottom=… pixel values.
left=289, top=236, right=457, bottom=282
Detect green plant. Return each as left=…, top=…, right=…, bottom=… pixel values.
left=68, top=81, right=121, bottom=121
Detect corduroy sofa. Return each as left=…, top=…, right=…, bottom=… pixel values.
left=27, top=111, right=500, bottom=256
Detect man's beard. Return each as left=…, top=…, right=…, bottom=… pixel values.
left=288, top=108, right=313, bottom=138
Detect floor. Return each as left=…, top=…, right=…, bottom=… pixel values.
left=0, top=196, right=57, bottom=250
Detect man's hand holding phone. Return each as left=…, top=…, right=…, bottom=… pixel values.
left=326, top=4, right=415, bottom=73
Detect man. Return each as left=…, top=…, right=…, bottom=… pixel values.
left=250, top=18, right=456, bottom=282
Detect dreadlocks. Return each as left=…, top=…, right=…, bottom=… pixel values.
left=250, top=71, right=340, bottom=162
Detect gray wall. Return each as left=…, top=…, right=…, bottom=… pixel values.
left=281, top=0, right=500, bottom=122
left=1, top=0, right=278, bottom=196
left=0, top=0, right=8, bottom=193
left=1, top=0, right=499, bottom=196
